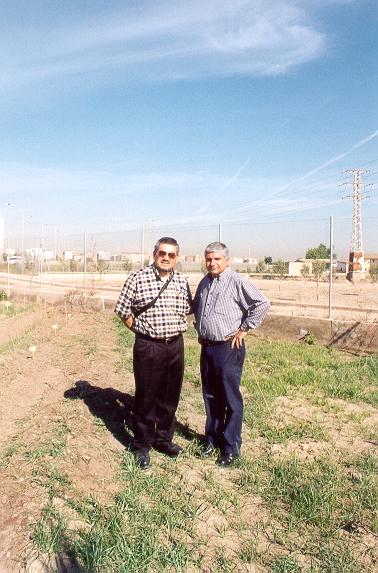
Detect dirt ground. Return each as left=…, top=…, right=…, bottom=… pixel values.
left=0, top=304, right=376, bottom=572
left=0, top=307, right=129, bottom=571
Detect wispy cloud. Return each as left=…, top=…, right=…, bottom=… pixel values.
left=0, top=1, right=326, bottom=90
left=271, top=129, right=378, bottom=197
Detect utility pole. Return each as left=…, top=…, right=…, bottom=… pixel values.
left=341, top=169, right=371, bottom=283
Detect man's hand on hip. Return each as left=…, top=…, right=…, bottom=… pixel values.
left=230, top=330, right=247, bottom=349
left=122, top=315, right=134, bottom=330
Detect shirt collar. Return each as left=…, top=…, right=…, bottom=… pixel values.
left=152, top=263, right=175, bottom=281
left=209, top=266, right=231, bottom=283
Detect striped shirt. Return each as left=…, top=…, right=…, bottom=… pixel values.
left=115, top=264, right=192, bottom=339
left=193, top=267, right=270, bottom=341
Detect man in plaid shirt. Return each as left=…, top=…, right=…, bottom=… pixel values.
left=115, top=237, right=192, bottom=469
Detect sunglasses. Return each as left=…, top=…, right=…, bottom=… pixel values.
left=157, top=250, right=177, bottom=260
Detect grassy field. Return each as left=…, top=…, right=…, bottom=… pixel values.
left=0, top=312, right=377, bottom=572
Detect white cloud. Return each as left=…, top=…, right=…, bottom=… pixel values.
left=0, top=1, right=327, bottom=90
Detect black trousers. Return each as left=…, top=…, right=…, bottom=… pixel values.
left=200, top=340, right=245, bottom=456
left=132, top=334, right=184, bottom=451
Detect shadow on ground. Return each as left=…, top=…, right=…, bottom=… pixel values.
left=64, top=380, right=203, bottom=447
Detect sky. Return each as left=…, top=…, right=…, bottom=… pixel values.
left=0, top=0, right=377, bottom=259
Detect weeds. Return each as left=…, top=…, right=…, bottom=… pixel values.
left=3, top=315, right=377, bottom=572
left=0, top=301, right=33, bottom=317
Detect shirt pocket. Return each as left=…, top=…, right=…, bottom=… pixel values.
left=213, top=295, right=226, bottom=315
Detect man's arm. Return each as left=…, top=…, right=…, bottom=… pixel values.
left=238, top=279, right=270, bottom=330
left=230, top=278, right=270, bottom=348
left=114, top=273, right=138, bottom=330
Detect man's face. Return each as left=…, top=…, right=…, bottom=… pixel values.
left=154, top=242, right=178, bottom=273
left=205, top=252, right=229, bottom=277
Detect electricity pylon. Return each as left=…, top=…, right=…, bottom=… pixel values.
left=341, top=169, right=371, bottom=283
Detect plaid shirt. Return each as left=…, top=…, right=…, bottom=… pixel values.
left=115, top=264, right=192, bottom=338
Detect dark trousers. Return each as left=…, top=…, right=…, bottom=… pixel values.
left=200, top=341, right=245, bottom=455
left=133, top=334, right=184, bottom=451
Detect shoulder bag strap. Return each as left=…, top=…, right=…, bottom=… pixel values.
left=132, top=273, right=174, bottom=318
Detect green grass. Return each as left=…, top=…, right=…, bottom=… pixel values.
left=245, top=339, right=377, bottom=405
left=113, top=316, right=134, bottom=373
left=236, top=452, right=377, bottom=535
left=242, top=339, right=378, bottom=441
left=32, top=456, right=196, bottom=572
left=0, top=327, right=37, bottom=355
left=0, top=301, right=33, bottom=317
left=256, top=419, right=327, bottom=444
left=6, top=318, right=377, bottom=572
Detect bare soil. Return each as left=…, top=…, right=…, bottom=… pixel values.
left=0, top=304, right=376, bottom=572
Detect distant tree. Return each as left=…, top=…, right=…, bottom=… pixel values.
left=264, top=256, right=272, bottom=265
left=272, top=259, right=287, bottom=275
left=122, top=258, right=132, bottom=273
left=306, top=243, right=336, bottom=260
left=256, top=260, right=266, bottom=274
left=96, top=259, right=109, bottom=282
left=300, top=263, right=310, bottom=284
left=272, top=259, right=287, bottom=291
left=69, top=259, right=78, bottom=273
left=369, top=263, right=378, bottom=283
left=312, top=260, right=327, bottom=301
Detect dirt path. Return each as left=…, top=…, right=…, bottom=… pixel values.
left=0, top=307, right=133, bottom=571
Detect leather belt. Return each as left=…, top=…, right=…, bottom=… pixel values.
left=200, top=339, right=228, bottom=347
left=136, top=333, right=181, bottom=345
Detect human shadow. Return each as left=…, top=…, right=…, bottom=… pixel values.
left=64, top=380, right=203, bottom=447
left=175, top=419, right=204, bottom=443
left=64, top=380, right=134, bottom=448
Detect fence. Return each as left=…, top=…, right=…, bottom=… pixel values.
left=3, top=215, right=377, bottom=267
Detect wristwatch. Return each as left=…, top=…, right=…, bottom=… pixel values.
left=239, top=324, right=250, bottom=332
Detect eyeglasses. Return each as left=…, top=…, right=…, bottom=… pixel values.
left=157, top=250, right=177, bottom=260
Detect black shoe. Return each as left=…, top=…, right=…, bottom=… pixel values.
left=216, top=453, right=239, bottom=468
left=201, top=442, right=215, bottom=457
left=134, top=449, right=150, bottom=469
left=154, top=442, right=183, bottom=458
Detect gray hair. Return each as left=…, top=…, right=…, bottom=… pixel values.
left=204, top=242, right=229, bottom=258
left=153, top=237, right=179, bottom=256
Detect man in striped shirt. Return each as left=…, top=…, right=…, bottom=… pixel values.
left=193, top=242, right=270, bottom=467
left=115, top=237, right=192, bottom=469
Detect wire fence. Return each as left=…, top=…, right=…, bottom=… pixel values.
left=3, top=215, right=378, bottom=271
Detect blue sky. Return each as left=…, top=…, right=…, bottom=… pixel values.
left=0, top=0, right=377, bottom=259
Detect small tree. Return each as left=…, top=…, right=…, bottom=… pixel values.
left=70, top=259, right=78, bottom=273
left=369, top=263, right=378, bottom=283
left=312, top=261, right=326, bottom=301
left=256, top=260, right=266, bottom=274
left=272, top=259, right=287, bottom=291
left=264, top=256, right=272, bottom=265
left=122, top=258, right=132, bottom=273
left=96, top=259, right=109, bottom=283
left=300, top=263, right=310, bottom=284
